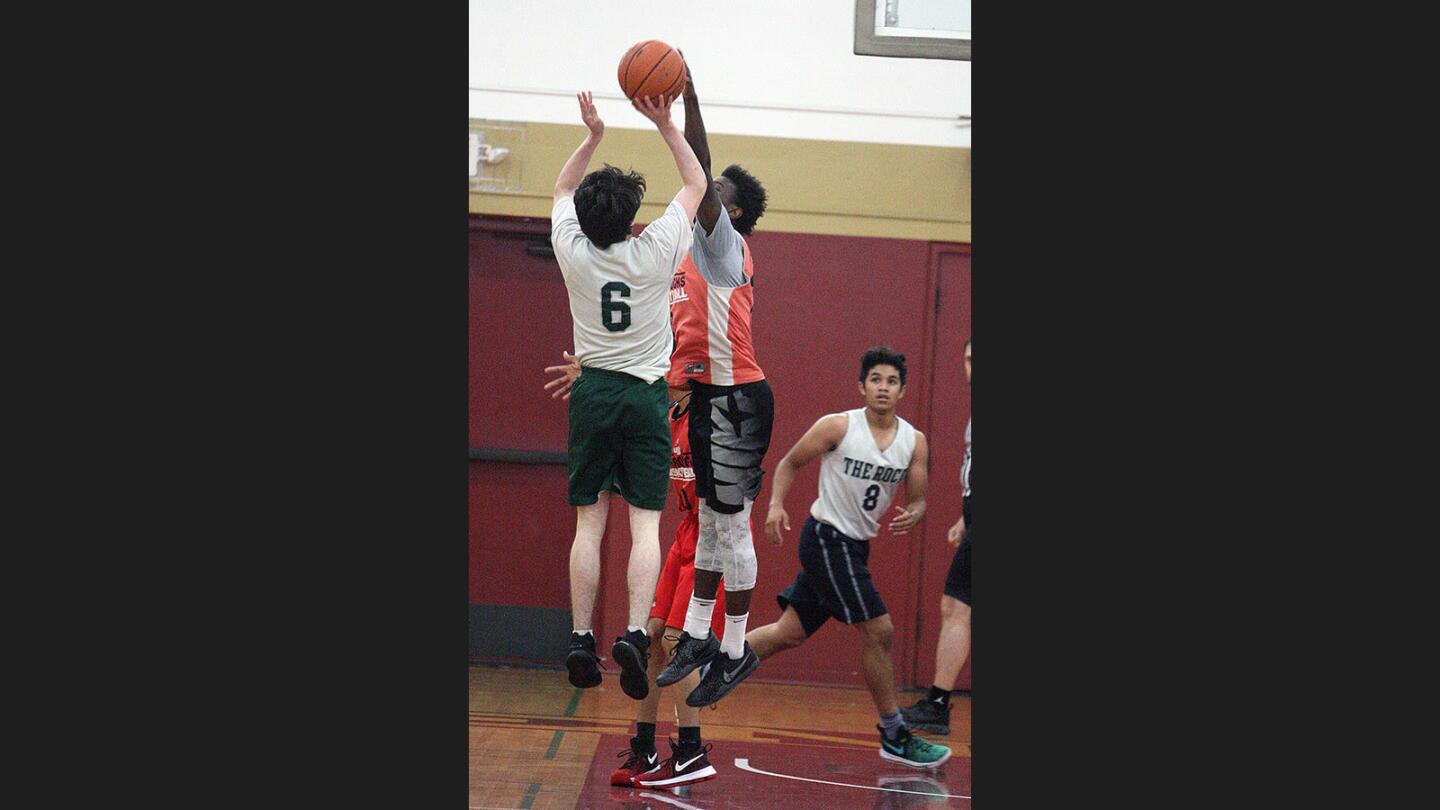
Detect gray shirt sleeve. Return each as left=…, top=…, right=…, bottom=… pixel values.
left=689, top=210, right=747, bottom=288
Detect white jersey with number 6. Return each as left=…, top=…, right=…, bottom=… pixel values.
left=809, top=408, right=917, bottom=541
left=551, top=194, right=692, bottom=383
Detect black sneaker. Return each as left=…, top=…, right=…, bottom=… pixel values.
left=900, top=694, right=952, bottom=735
left=565, top=632, right=601, bottom=688
left=611, top=629, right=651, bottom=700
left=655, top=631, right=720, bottom=687
left=685, top=641, right=758, bottom=707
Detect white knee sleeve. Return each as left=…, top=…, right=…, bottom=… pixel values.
left=695, top=502, right=723, bottom=573
left=717, top=499, right=758, bottom=591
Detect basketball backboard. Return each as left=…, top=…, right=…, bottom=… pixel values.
left=854, top=0, right=971, bottom=61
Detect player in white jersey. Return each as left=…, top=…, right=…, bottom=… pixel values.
left=749, top=347, right=952, bottom=768
left=552, top=91, right=708, bottom=701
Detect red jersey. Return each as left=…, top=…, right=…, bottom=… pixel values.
left=670, top=400, right=696, bottom=512
left=667, top=236, right=764, bottom=387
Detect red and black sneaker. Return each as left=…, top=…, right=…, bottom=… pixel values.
left=635, top=739, right=717, bottom=788
left=610, top=741, right=662, bottom=787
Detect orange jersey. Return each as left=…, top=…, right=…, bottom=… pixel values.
left=667, top=237, right=764, bottom=387
left=670, top=401, right=696, bottom=512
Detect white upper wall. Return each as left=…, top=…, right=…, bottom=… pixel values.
left=469, top=0, right=970, bottom=148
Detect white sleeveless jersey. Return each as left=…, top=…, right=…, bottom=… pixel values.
left=809, top=408, right=917, bottom=541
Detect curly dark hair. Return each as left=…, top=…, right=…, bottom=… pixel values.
left=574, top=165, right=646, bottom=247
left=721, top=164, right=767, bottom=236
left=859, top=346, right=907, bottom=387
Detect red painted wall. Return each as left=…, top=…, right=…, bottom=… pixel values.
left=469, top=460, right=571, bottom=608
left=470, top=214, right=970, bottom=688
left=909, top=246, right=973, bottom=691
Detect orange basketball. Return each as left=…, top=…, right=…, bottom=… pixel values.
left=617, top=40, right=687, bottom=103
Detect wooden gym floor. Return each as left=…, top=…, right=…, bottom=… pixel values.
left=470, top=664, right=971, bottom=809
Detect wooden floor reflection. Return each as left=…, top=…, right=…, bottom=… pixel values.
left=470, top=664, right=971, bottom=809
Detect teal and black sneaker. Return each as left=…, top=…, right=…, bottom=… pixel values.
left=877, top=725, right=953, bottom=768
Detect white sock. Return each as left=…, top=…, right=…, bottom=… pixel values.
left=720, top=611, right=748, bottom=659
left=627, top=625, right=644, bottom=635
left=574, top=629, right=592, bottom=637
left=683, top=596, right=717, bottom=639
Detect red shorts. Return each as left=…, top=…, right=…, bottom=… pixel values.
left=650, top=511, right=727, bottom=633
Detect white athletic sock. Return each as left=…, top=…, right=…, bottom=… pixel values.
left=574, top=629, right=592, bottom=637
left=720, top=611, right=748, bottom=659
left=627, top=625, right=644, bottom=635
left=683, top=596, right=717, bottom=639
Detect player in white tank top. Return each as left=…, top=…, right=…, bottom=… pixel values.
left=809, top=408, right=918, bottom=541
left=765, top=356, right=929, bottom=546
left=744, top=347, right=951, bottom=768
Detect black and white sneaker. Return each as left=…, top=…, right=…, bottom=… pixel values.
left=611, top=629, right=651, bottom=700
left=685, top=641, right=758, bottom=707
left=655, top=630, right=720, bottom=687
left=565, top=632, right=601, bottom=689
left=900, top=695, right=952, bottom=735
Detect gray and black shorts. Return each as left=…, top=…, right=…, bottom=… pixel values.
left=687, top=379, right=774, bottom=514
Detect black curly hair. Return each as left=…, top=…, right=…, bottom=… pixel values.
left=721, top=164, right=767, bottom=236
left=574, top=165, right=646, bottom=248
left=860, top=346, right=907, bottom=387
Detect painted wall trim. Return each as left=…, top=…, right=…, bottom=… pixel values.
left=471, top=122, right=970, bottom=243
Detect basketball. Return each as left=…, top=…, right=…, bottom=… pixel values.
left=617, top=40, right=687, bottom=102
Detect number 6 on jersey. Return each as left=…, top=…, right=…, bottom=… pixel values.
left=601, top=281, right=631, bottom=332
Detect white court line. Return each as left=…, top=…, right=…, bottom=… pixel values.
left=734, top=758, right=971, bottom=800
left=637, top=791, right=706, bottom=810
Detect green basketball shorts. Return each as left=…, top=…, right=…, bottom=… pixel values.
left=567, top=367, right=669, bottom=511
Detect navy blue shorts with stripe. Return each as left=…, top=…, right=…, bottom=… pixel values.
left=777, top=516, right=888, bottom=636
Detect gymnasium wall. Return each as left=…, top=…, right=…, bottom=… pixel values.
left=469, top=0, right=971, bottom=149
left=469, top=216, right=971, bottom=690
